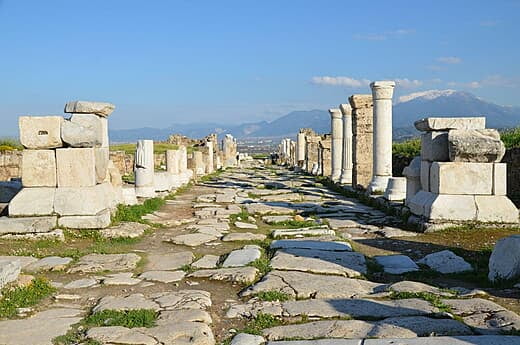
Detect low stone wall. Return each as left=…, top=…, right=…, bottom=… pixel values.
left=0, top=151, right=22, bottom=181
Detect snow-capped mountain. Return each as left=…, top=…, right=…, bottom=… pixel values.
left=396, top=89, right=458, bottom=104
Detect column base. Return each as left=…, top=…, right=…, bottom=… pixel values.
left=331, top=171, right=341, bottom=182
left=135, top=186, right=156, bottom=198
left=339, top=169, right=352, bottom=184
left=368, top=175, right=391, bottom=194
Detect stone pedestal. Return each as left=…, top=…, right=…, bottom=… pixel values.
left=349, top=95, right=373, bottom=189
left=403, top=157, right=421, bottom=205
left=134, top=140, right=155, bottom=198
left=368, top=81, right=395, bottom=194
left=329, top=109, right=343, bottom=182
left=339, top=103, right=353, bottom=184
left=384, top=177, right=407, bottom=201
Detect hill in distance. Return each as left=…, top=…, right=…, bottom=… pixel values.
left=109, top=90, right=520, bottom=142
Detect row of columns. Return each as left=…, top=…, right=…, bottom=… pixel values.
left=285, top=80, right=399, bottom=197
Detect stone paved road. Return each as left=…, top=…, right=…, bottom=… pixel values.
left=0, top=160, right=519, bottom=344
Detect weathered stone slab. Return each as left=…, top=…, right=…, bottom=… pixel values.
left=262, top=215, right=294, bottom=224
left=24, top=256, right=72, bottom=272
left=69, top=253, right=141, bottom=273
left=270, top=240, right=352, bottom=252
left=94, top=147, right=109, bottom=183
left=0, top=308, right=83, bottom=345
left=188, top=267, right=258, bottom=284
left=0, top=259, right=21, bottom=289
left=414, top=117, right=486, bottom=132
left=488, top=234, right=520, bottom=281
left=64, top=278, right=98, bottom=289
left=0, top=255, right=37, bottom=268
left=144, top=252, right=194, bottom=271
left=61, top=120, right=100, bottom=147
left=21, top=150, right=56, bottom=187
left=223, top=245, right=262, bottom=267
left=146, top=321, right=215, bottom=345
left=19, top=116, right=63, bottom=149
left=245, top=203, right=294, bottom=215
left=65, top=101, right=115, bottom=117
left=388, top=281, right=453, bottom=296
left=268, top=340, right=361, bottom=345
left=153, top=290, right=212, bottom=310
left=70, top=113, right=104, bottom=146
left=56, top=148, right=96, bottom=187
left=192, top=255, right=220, bottom=269
left=282, top=298, right=438, bottom=318
left=418, top=250, right=472, bottom=273
left=87, top=326, right=157, bottom=345
left=242, top=270, right=384, bottom=299
left=430, top=162, right=493, bottom=195
left=363, top=336, right=520, bottom=345
left=157, top=309, right=212, bottom=325
left=102, top=272, right=142, bottom=285
left=54, top=183, right=113, bottom=216
left=272, top=226, right=334, bottom=238
left=8, top=187, right=55, bottom=216
left=223, top=232, right=267, bottom=242
left=426, top=194, right=477, bottom=221
left=170, top=233, right=219, bottom=246
left=270, top=249, right=366, bottom=277
left=232, top=333, right=265, bottom=345
left=421, top=131, right=449, bottom=161
left=58, top=209, right=111, bottom=229
left=139, top=270, right=185, bottom=283
left=99, top=221, right=150, bottom=238
left=374, top=255, right=419, bottom=274
left=474, top=195, right=519, bottom=223
left=235, top=221, right=258, bottom=229
left=94, top=293, right=160, bottom=312
left=448, top=129, right=505, bottom=163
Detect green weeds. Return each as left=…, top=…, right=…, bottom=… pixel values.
left=0, top=277, right=56, bottom=319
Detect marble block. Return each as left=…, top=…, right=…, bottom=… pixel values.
left=56, top=148, right=96, bottom=187
left=420, top=160, right=431, bottom=192
left=64, top=101, right=115, bottom=117
left=9, top=187, right=56, bottom=216
left=19, top=116, right=63, bottom=149
left=21, top=150, right=57, bottom=187
left=429, top=162, right=493, bottom=195
left=421, top=131, right=449, bottom=161
left=414, top=117, right=486, bottom=132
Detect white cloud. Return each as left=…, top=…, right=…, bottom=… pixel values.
left=395, top=78, right=423, bottom=88
left=447, top=75, right=518, bottom=89
left=437, top=56, right=462, bottom=64
left=311, top=76, right=371, bottom=87
left=353, top=28, right=414, bottom=41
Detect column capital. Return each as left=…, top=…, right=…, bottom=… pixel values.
left=339, top=103, right=352, bottom=116
left=370, top=81, right=396, bottom=100
left=328, top=108, right=342, bottom=119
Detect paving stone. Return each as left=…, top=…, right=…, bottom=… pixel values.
left=223, top=245, right=262, bottom=267
left=188, top=267, right=259, bottom=284
left=388, top=281, right=454, bottom=296
left=153, top=290, right=212, bottom=310
left=0, top=256, right=38, bottom=269
left=272, top=227, right=335, bottom=238
left=157, top=309, right=212, bottom=325
left=282, top=298, right=438, bottom=318
left=267, top=340, right=361, bottom=345
left=245, top=203, right=294, bottom=215
left=139, top=270, right=186, bottom=283
left=441, top=298, right=506, bottom=315
left=69, top=253, right=141, bottom=273
left=192, top=255, right=220, bottom=269
left=24, top=256, right=72, bottom=272
left=232, top=333, right=266, bottom=345
left=270, top=249, right=366, bottom=277
left=270, top=240, right=352, bottom=252
left=235, top=221, right=258, bottom=229
left=223, top=232, right=267, bottom=242
left=171, top=233, right=219, bottom=246
left=64, top=278, right=98, bottom=289
left=488, top=234, right=520, bottom=281
left=100, top=222, right=150, bottom=239
left=462, top=309, right=520, bottom=334
left=262, top=215, right=293, bottom=224
left=417, top=250, right=472, bottom=273
left=94, top=293, right=160, bottom=312
left=326, top=218, right=364, bottom=229
left=145, top=252, right=194, bottom=271
left=0, top=308, right=83, bottom=345
left=145, top=321, right=215, bottom=345
left=102, top=272, right=142, bottom=285
left=374, top=255, right=420, bottom=274
left=0, top=259, right=21, bottom=289
left=363, top=336, right=520, bottom=345
left=242, top=270, right=385, bottom=299
left=87, top=326, right=158, bottom=345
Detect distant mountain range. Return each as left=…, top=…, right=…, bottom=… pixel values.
left=109, top=90, right=520, bottom=142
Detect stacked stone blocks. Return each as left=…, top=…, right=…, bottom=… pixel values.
left=408, top=117, right=518, bottom=224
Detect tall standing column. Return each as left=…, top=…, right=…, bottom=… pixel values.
left=368, top=81, right=395, bottom=193
left=206, top=141, right=214, bottom=173
left=339, top=103, right=353, bottom=184
left=329, top=108, right=343, bottom=182
left=296, top=131, right=306, bottom=167
left=135, top=139, right=155, bottom=197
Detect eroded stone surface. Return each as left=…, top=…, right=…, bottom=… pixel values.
left=69, top=253, right=141, bottom=273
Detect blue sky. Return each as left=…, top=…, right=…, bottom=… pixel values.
left=0, top=0, right=519, bottom=135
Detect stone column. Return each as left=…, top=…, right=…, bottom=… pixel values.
left=193, top=151, right=205, bottom=175
left=329, top=108, right=343, bottom=182
left=339, top=103, right=353, bottom=184
left=166, top=149, right=180, bottom=174
left=206, top=141, right=214, bottom=173
left=296, top=131, right=306, bottom=167
left=368, top=81, right=396, bottom=193
left=135, top=139, right=155, bottom=197
left=350, top=95, right=373, bottom=189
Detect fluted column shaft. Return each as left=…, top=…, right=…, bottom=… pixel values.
left=329, top=109, right=343, bottom=182
left=339, top=103, right=353, bottom=184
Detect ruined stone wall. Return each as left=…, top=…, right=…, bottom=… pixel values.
left=350, top=95, right=373, bottom=189
left=109, top=151, right=134, bottom=176
left=0, top=151, right=22, bottom=181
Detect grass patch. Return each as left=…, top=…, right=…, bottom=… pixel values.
left=84, top=309, right=157, bottom=328
left=255, top=291, right=291, bottom=302
left=0, top=277, right=56, bottom=319
left=501, top=127, right=520, bottom=149
left=390, top=291, right=452, bottom=313
left=230, top=208, right=253, bottom=223
left=241, top=313, right=282, bottom=335
left=0, top=138, right=23, bottom=151
left=270, top=220, right=317, bottom=228
left=111, top=197, right=165, bottom=225
left=392, top=138, right=421, bottom=158
left=252, top=153, right=269, bottom=159
left=199, top=169, right=224, bottom=182
left=249, top=257, right=272, bottom=275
